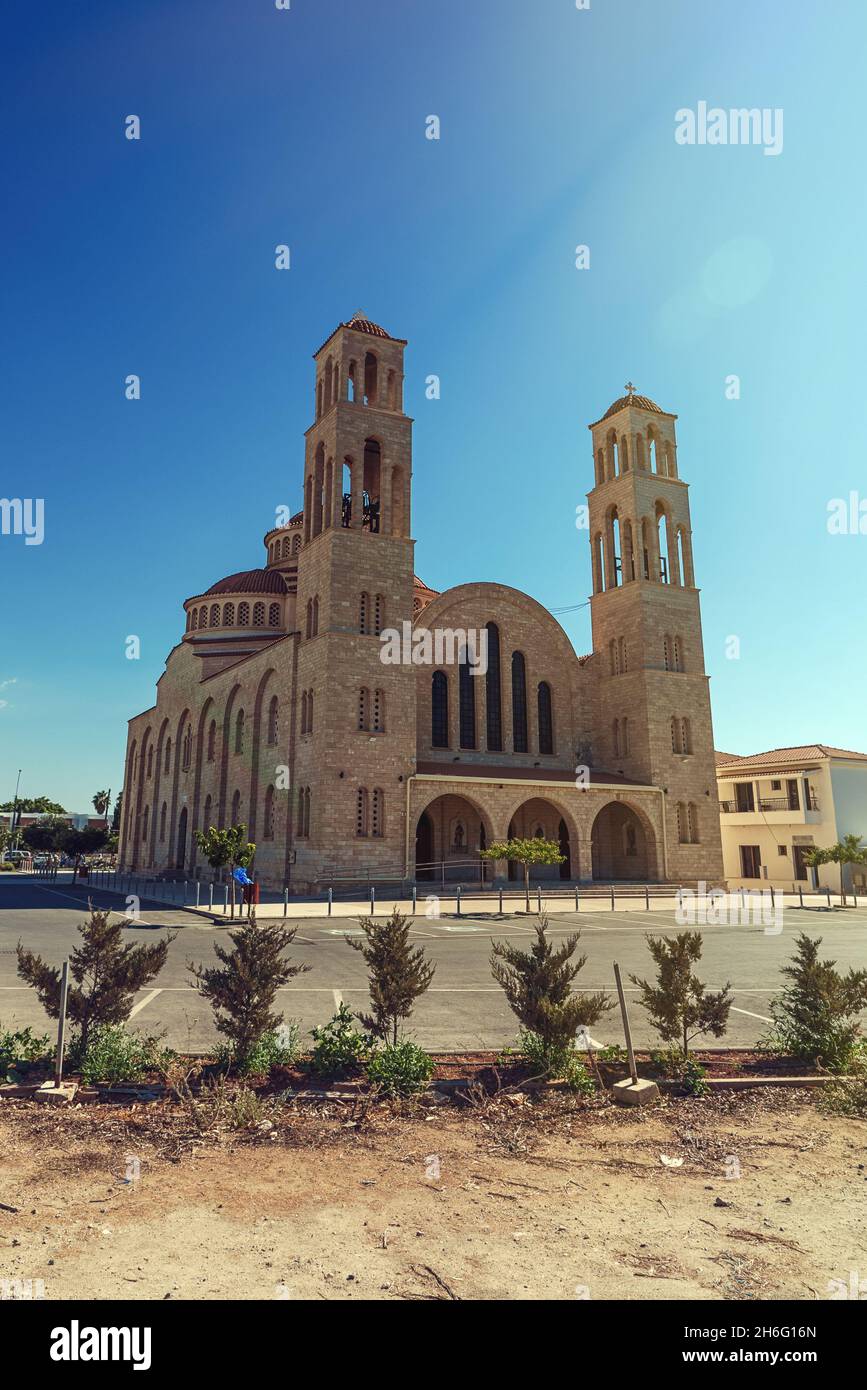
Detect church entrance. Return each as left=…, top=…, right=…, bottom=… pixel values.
left=590, top=801, right=655, bottom=880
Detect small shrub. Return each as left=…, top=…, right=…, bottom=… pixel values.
left=76, top=1025, right=173, bottom=1086
left=346, top=911, right=435, bottom=1045
left=366, top=1041, right=434, bottom=1096
left=630, top=932, right=731, bottom=1058
left=517, top=1028, right=595, bottom=1093
left=820, top=1043, right=867, bottom=1117
left=597, top=1043, right=627, bottom=1064
left=762, top=932, right=867, bottom=1071
left=490, top=914, right=612, bottom=1053
left=309, top=1004, right=375, bottom=1078
left=216, top=1023, right=300, bottom=1077
left=0, top=1026, right=51, bottom=1081
left=650, top=1046, right=710, bottom=1096
left=225, top=1086, right=267, bottom=1130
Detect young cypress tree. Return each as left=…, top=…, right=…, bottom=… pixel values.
left=16, top=902, right=173, bottom=1051
left=765, top=931, right=867, bottom=1070
left=188, top=915, right=309, bottom=1067
left=490, top=914, right=611, bottom=1054
left=629, top=931, right=732, bottom=1058
left=347, top=909, right=435, bottom=1045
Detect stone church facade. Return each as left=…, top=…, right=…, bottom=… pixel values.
left=118, top=314, right=724, bottom=890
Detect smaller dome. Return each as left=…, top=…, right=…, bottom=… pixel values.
left=345, top=311, right=390, bottom=339
left=205, top=568, right=287, bottom=597
left=602, top=391, right=665, bottom=420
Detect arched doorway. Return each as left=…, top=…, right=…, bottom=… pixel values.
left=176, top=806, right=188, bottom=871
left=415, top=812, right=434, bottom=880
left=590, top=801, right=655, bottom=880
left=506, top=799, right=575, bottom=882
left=413, top=794, right=493, bottom=883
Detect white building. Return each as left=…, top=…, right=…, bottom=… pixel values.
left=716, top=745, right=867, bottom=892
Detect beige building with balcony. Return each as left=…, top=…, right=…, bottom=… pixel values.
left=716, top=745, right=867, bottom=892
left=118, top=314, right=724, bottom=891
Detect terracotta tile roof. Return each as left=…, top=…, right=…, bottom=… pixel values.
left=716, top=744, right=867, bottom=773
left=602, top=392, right=666, bottom=420
left=312, top=312, right=407, bottom=357
left=204, top=568, right=288, bottom=597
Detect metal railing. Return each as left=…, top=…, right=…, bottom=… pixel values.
left=719, top=796, right=819, bottom=815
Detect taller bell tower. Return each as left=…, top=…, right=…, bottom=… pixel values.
left=586, top=387, right=723, bottom=882
left=291, top=314, right=417, bottom=889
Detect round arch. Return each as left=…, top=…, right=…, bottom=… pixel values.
left=413, top=791, right=496, bottom=882
left=502, top=795, right=581, bottom=882
left=590, top=799, right=659, bottom=881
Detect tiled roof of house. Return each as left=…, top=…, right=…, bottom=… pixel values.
left=716, top=744, right=867, bottom=773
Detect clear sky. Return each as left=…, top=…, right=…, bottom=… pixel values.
left=2, top=0, right=866, bottom=813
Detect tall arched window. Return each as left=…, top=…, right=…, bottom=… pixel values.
left=431, top=671, right=449, bottom=748
left=304, top=787, right=311, bottom=838
left=263, top=785, right=275, bottom=839
left=207, top=720, right=216, bottom=762
left=223, top=602, right=235, bottom=626
left=511, top=651, right=528, bottom=753
left=372, top=788, right=384, bottom=838
left=268, top=602, right=280, bottom=626
left=238, top=602, right=250, bottom=625
left=673, top=637, right=683, bottom=672
left=363, top=351, right=378, bottom=404
left=231, top=790, right=241, bottom=826
left=164, top=739, right=171, bottom=774
left=307, top=690, right=313, bottom=731
left=142, top=806, right=149, bottom=842
left=676, top=802, right=687, bottom=843
left=681, top=717, right=691, bottom=754
left=613, top=718, right=620, bottom=757
left=235, top=709, right=245, bottom=755
left=485, top=622, right=502, bottom=751
left=537, top=682, right=553, bottom=754
left=301, top=691, right=308, bottom=735
left=359, top=592, right=369, bottom=634
left=670, top=716, right=679, bottom=753
left=182, top=726, right=192, bottom=770
left=267, top=695, right=279, bottom=745
left=356, top=787, right=369, bottom=836
left=459, top=651, right=476, bottom=749
left=253, top=602, right=265, bottom=627
left=146, top=747, right=153, bottom=779
left=687, top=803, right=699, bottom=843
left=358, top=688, right=369, bottom=731
left=159, top=802, right=167, bottom=841
left=372, top=689, right=384, bottom=732
left=374, top=594, right=384, bottom=635
left=210, top=604, right=220, bottom=628
left=311, top=597, right=319, bottom=635
left=202, top=795, right=212, bottom=832
left=656, top=503, right=671, bottom=583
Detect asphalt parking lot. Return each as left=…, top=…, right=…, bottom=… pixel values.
left=2, top=875, right=866, bottom=1053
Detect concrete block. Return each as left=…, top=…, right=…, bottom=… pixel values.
left=612, top=1077, right=660, bottom=1106
left=34, top=1081, right=78, bottom=1105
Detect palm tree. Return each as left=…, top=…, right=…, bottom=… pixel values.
left=92, top=790, right=111, bottom=833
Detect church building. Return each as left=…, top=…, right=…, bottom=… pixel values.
left=118, top=314, right=724, bottom=890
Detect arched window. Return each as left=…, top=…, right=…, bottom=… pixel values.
left=223, top=602, right=235, bottom=626
left=621, top=716, right=629, bottom=754
left=356, top=787, right=369, bottom=837
left=374, top=594, right=384, bottom=636
left=359, top=592, right=369, bottom=634
left=312, top=597, right=319, bottom=635
left=372, top=788, right=384, bottom=838
left=537, top=682, right=553, bottom=754
left=268, top=602, right=280, bottom=626
left=485, top=622, right=502, bottom=751
left=373, top=688, right=384, bottom=732
left=663, top=635, right=671, bottom=671
left=253, top=602, right=265, bottom=627
left=613, top=718, right=620, bottom=757
left=159, top=802, right=167, bottom=841
left=292, top=534, right=301, bottom=555
left=164, top=739, right=172, bottom=774
left=681, top=717, right=691, bottom=754
left=363, top=351, right=378, bottom=404
left=304, top=787, right=311, bottom=838
left=202, top=795, right=212, bottom=832
left=324, top=357, right=333, bottom=410
left=267, top=695, right=279, bottom=745
left=142, top=806, right=149, bottom=842
left=231, top=789, right=241, bottom=827
left=263, top=785, right=275, bottom=840
left=297, top=786, right=306, bottom=838
left=677, top=802, right=687, bottom=843
left=307, top=690, right=314, bottom=731
left=358, top=687, right=369, bottom=731
left=459, top=650, right=476, bottom=749
left=207, top=720, right=216, bottom=762
left=593, top=534, right=605, bottom=593
left=301, top=691, right=308, bottom=735
left=511, top=651, right=528, bottom=753
left=238, top=602, right=250, bottom=625
left=595, top=449, right=605, bottom=487
left=670, top=716, right=679, bottom=753
left=673, top=637, right=683, bottom=672
left=210, top=604, right=220, bottom=628
left=182, top=726, right=192, bottom=770
left=656, top=503, right=671, bottom=583
left=189, top=608, right=198, bottom=631
left=146, top=747, right=153, bottom=779
left=431, top=671, right=449, bottom=748
left=235, top=709, right=245, bottom=754
left=687, top=803, right=699, bottom=842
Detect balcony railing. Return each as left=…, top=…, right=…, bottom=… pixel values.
left=719, top=796, right=820, bottom=815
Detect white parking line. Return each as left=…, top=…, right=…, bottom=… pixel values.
left=129, top=988, right=162, bottom=1018
left=730, top=1005, right=773, bottom=1023
left=332, top=989, right=343, bottom=1010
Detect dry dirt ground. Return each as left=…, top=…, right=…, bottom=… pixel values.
left=1, top=1089, right=865, bottom=1301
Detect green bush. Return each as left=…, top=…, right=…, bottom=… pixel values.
left=820, top=1043, right=867, bottom=1117
left=762, top=932, right=867, bottom=1072
left=216, top=1023, right=300, bottom=1077
left=516, top=1028, right=595, bottom=1093
left=309, top=1004, right=375, bottom=1078
left=75, top=1025, right=173, bottom=1086
left=650, top=1046, right=710, bottom=1096
left=366, top=1041, right=434, bottom=1096
left=0, top=1026, right=51, bottom=1081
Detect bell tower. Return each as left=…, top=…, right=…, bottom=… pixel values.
left=291, top=314, right=417, bottom=888
left=586, top=386, right=723, bottom=882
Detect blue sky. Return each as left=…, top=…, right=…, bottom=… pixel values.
left=2, top=0, right=866, bottom=812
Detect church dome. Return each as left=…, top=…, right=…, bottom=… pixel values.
left=345, top=312, right=390, bottom=338
left=205, top=568, right=287, bottom=596
left=601, top=391, right=666, bottom=420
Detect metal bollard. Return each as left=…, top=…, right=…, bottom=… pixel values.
left=575, top=887, right=579, bottom=911
left=456, top=885, right=462, bottom=916
left=610, top=886, right=615, bottom=911
left=412, top=886, right=417, bottom=915
left=645, top=885, right=650, bottom=911
left=370, top=886, right=375, bottom=914
left=537, top=886, right=542, bottom=913
left=208, top=883, right=214, bottom=911
left=826, top=887, right=831, bottom=908
left=283, top=888, right=289, bottom=919
left=184, top=881, right=189, bottom=906
left=195, top=881, right=201, bottom=909
left=327, top=887, right=332, bottom=918
left=498, top=887, right=503, bottom=914
left=798, top=886, right=803, bottom=908
left=223, top=884, right=229, bottom=914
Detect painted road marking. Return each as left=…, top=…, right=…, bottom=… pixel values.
left=129, top=988, right=162, bottom=1018
left=332, top=989, right=343, bottom=1010
left=730, top=1005, right=774, bottom=1023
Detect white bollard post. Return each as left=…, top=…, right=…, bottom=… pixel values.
left=283, top=888, right=289, bottom=919
left=208, top=883, right=214, bottom=911
left=223, top=884, right=229, bottom=914
left=537, top=886, right=542, bottom=913
left=370, top=886, right=375, bottom=914
left=412, top=886, right=417, bottom=915
left=327, top=887, right=332, bottom=917
left=195, top=881, right=201, bottom=909
left=456, top=886, right=461, bottom=916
